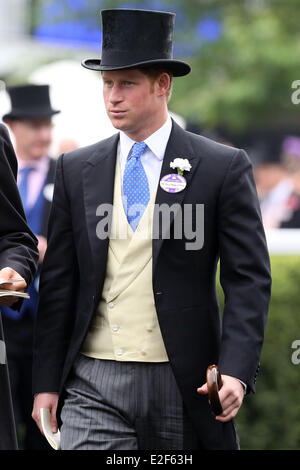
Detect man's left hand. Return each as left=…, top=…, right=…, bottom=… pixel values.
left=197, top=375, right=244, bottom=422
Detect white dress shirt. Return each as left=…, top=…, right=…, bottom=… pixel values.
left=17, top=155, right=50, bottom=210
left=118, top=114, right=172, bottom=198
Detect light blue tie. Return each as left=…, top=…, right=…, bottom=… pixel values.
left=123, top=142, right=150, bottom=231
left=18, top=166, right=33, bottom=212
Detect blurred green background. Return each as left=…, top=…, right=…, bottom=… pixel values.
left=3, top=0, right=298, bottom=143
left=218, top=255, right=300, bottom=450
left=2, top=0, right=300, bottom=144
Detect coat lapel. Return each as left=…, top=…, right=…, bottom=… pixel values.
left=82, top=121, right=203, bottom=292
left=152, top=121, right=202, bottom=274
left=82, top=134, right=119, bottom=295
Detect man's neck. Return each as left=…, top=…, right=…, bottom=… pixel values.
left=125, top=110, right=169, bottom=142
left=17, top=153, right=47, bottom=167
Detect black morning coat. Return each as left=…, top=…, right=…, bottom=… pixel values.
left=0, top=123, right=38, bottom=450
left=0, top=123, right=38, bottom=288
left=32, top=120, right=271, bottom=449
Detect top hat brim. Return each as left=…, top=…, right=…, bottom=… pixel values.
left=3, top=108, right=60, bottom=121
left=81, top=58, right=191, bottom=77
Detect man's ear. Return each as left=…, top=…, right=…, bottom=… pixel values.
left=156, top=73, right=171, bottom=98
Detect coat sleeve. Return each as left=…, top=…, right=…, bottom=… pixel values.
left=217, top=149, right=272, bottom=393
left=32, top=154, right=79, bottom=394
left=0, top=124, right=39, bottom=290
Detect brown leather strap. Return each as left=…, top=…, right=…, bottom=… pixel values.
left=206, top=364, right=223, bottom=416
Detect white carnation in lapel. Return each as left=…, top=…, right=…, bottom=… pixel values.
left=170, top=158, right=192, bottom=176
left=160, top=158, right=192, bottom=194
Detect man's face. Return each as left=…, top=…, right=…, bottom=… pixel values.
left=8, top=117, right=53, bottom=161
left=102, top=69, right=166, bottom=141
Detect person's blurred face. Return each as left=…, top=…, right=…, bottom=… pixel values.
left=102, top=68, right=170, bottom=142
left=8, top=117, right=53, bottom=161
left=253, top=163, right=287, bottom=197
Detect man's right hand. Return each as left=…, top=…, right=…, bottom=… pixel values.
left=0, top=267, right=27, bottom=306
left=32, top=393, right=59, bottom=435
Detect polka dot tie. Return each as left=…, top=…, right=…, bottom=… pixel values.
left=123, top=142, right=150, bottom=231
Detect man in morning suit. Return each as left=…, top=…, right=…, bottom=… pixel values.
left=2, top=85, right=59, bottom=449
left=0, top=123, right=39, bottom=449
left=32, top=9, right=271, bottom=450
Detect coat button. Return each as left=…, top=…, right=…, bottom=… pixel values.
left=116, top=349, right=123, bottom=356
left=108, top=302, right=115, bottom=308
left=112, top=325, right=119, bottom=332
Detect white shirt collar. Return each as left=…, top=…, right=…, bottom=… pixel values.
left=119, top=114, right=172, bottom=162
left=17, top=155, right=49, bottom=172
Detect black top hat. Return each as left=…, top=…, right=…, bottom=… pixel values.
left=3, top=84, right=60, bottom=121
left=82, top=9, right=191, bottom=77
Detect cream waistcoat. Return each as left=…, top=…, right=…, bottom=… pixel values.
left=81, top=153, right=169, bottom=362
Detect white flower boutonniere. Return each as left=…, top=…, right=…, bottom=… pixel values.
left=170, top=158, right=192, bottom=176
left=160, top=158, right=191, bottom=194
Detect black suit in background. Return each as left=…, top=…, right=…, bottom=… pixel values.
left=0, top=124, right=38, bottom=283
left=2, top=154, right=56, bottom=450
left=33, top=120, right=271, bottom=449
left=0, top=123, right=39, bottom=450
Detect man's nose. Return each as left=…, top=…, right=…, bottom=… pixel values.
left=38, top=126, right=52, bottom=142
left=109, top=84, right=123, bottom=104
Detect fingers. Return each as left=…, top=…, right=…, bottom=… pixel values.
left=32, top=393, right=59, bottom=435
left=0, top=267, right=16, bottom=280
left=197, top=375, right=244, bottom=422
left=197, top=383, right=208, bottom=395
left=215, top=401, right=241, bottom=422
left=0, top=267, right=27, bottom=291
left=0, top=296, right=19, bottom=306
left=50, top=401, right=58, bottom=434
left=0, top=268, right=27, bottom=306
left=32, top=403, right=44, bottom=435
left=215, top=376, right=244, bottom=421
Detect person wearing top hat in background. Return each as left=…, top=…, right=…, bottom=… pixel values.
left=32, top=9, right=271, bottom=450
left=0, top=122, right=39, bottom=450
left=2, top=84, right=59, bottom=449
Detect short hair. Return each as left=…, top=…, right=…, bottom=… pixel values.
left=139, top=67, right=173, bottom=102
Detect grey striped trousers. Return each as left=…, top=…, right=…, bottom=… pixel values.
left=60, top=354, right=200, bottom=450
